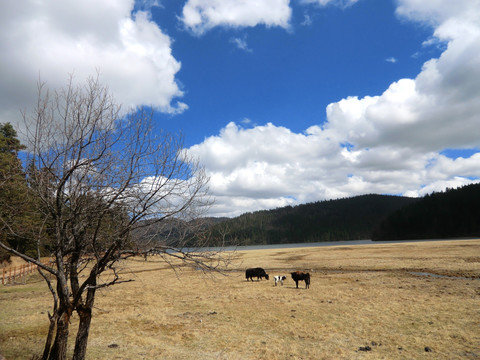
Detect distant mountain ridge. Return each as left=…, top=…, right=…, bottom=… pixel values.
left=372, top=183, right=480, bottom=240
left=207, top=194, right=418, bottom=245
left=135, top=184, right=480, bottom=247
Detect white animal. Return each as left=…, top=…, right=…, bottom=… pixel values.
left=274, top=275, right=287, bottom=286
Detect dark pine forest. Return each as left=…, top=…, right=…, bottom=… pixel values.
left=372, top=183, right=480, bottom=241
left=208, top=194, right=418, bottom=245
left=208, top=184, right=480, bottom=245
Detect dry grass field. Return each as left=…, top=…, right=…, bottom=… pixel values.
left=1, top=239, right=479, bottom=359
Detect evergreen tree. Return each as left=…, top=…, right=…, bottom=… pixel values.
left=0, top=123, right=30, bottom=260
left=372, top=184, right=480, bottom=240
left=207, top=194, right=418, bottom=245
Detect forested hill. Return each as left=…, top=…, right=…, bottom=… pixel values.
left=372, top=183, right=480, bottom=241
left=209, top=194, right=418, bottom=245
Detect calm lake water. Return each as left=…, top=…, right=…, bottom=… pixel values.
left=198, top=238, right=474, bottom=252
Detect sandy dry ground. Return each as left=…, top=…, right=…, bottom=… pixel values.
left=1, top=239, right=479, bottom=359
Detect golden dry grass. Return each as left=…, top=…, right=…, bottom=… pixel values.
left=1, top=239, right=479, bottom=359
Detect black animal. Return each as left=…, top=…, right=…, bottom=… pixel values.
left=246, top=267, right=269, bottom=281
left=291, top=271, right=310, bottom=289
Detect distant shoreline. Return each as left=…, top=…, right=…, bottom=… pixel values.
left=199, top=237, right=480, bottom=252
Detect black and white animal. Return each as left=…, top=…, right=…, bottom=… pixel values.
left=291, top=271, right=310, bottom=289
left=245, top=267, right=269, bottom=281
left=274, top=275, right=287, bottom=286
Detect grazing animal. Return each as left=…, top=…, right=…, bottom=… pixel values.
left=246, top=267, right=269, bottom=281
left=291, top=271, right=310, bottom=289
left=274, top=275, right=287, bottom=286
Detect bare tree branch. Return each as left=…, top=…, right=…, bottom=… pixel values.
left=0, top=73, right=231, bottom=360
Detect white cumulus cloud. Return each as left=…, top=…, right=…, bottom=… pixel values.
left=327, top=0, right=480, bottom=153
left=188, top=0, right=480, bottom=217
left=0, top=0, right=186, bottom=135
left=180, top=0, right=292, bottom=35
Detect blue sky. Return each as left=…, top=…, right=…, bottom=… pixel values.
left=153, top=0, right=440, bottom=146
left=1, top=0, right=480, bottom=217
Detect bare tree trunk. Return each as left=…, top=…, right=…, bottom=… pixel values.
left=49, top=259, right=72, bottom=360
left=48, top=308, right=72, bottom=360
left=38, top=267, right=59, bottom=360
left=42, top=311, right=58, bottom=360
left=72, top=306, right=92, bottom=360
left=72, top=286, right=96, bottom=360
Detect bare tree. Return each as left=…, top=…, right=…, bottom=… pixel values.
left=0, top=75, right=231, bottom=360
